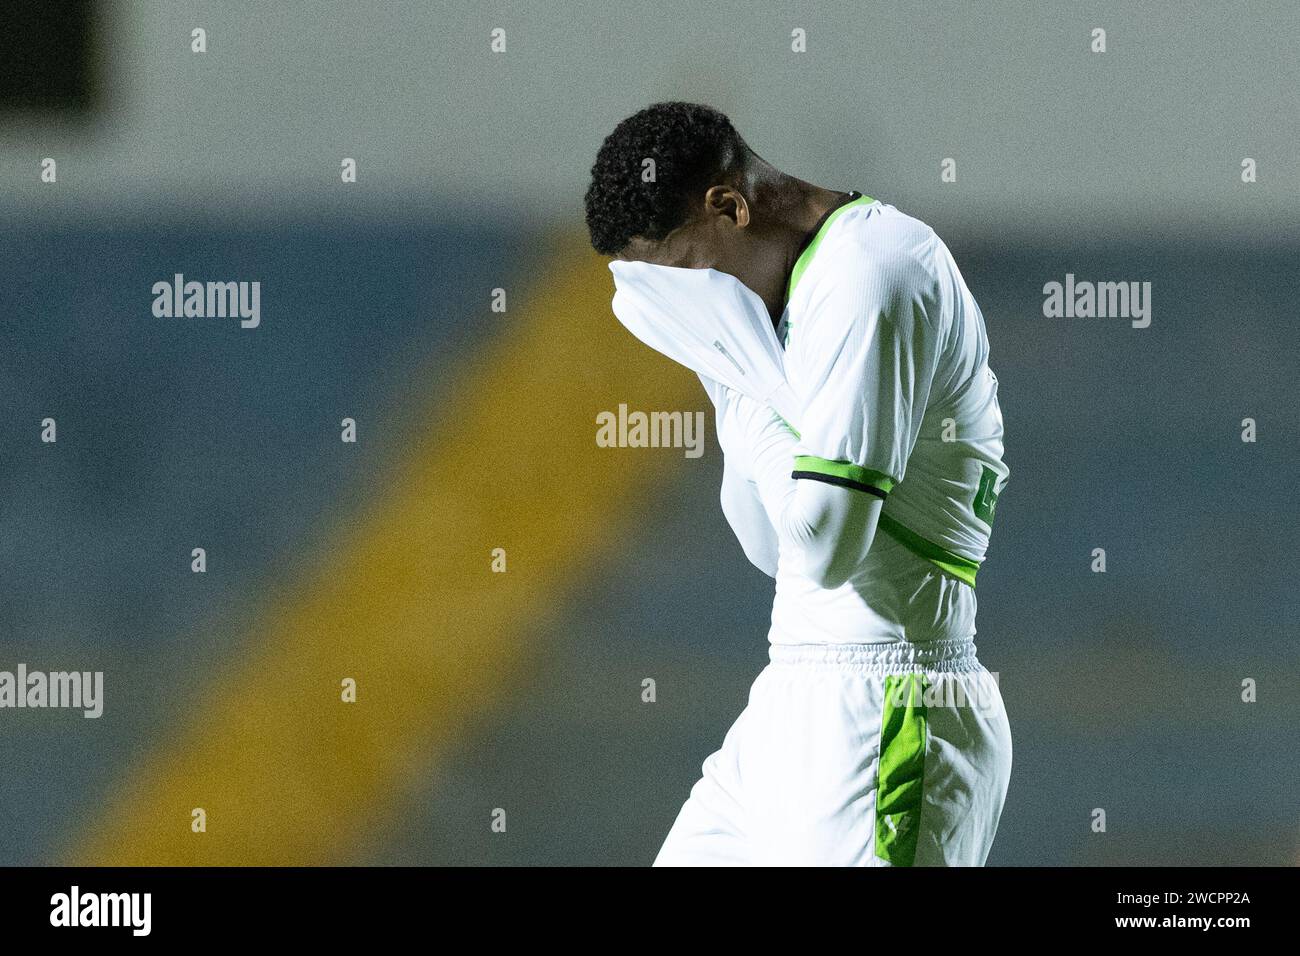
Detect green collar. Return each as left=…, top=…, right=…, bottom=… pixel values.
left=785, top=192, right=874, bottom=301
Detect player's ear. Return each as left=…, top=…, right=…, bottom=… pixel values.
left=703, top=185, right=750, bottom=228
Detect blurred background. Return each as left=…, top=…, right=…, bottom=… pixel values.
left=0, top=0, right=1296, bottom=865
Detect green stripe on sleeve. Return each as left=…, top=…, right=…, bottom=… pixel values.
left=875, top=673, right=929, bottom=866
left=791, top=455, right=895, bottom=496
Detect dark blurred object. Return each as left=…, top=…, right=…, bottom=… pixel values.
left=0, top=0, right=98, bottom=115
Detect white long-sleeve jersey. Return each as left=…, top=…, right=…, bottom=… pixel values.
left=609, top=196, right=1008, bottom=645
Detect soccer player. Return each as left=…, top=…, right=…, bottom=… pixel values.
left=584, top=103, right=1012, bottom=866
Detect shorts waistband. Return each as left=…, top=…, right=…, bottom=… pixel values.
left=768, top=637, right=978, bottom=673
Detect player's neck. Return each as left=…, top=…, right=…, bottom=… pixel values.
left=761, top=176, right=854, bottom=319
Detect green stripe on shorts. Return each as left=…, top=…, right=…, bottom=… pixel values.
left=875, top=673, right=929, bottom=866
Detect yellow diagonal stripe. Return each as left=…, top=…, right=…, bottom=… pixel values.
left=71, top=234, right=701, bottom=865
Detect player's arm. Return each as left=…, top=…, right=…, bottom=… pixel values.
left=727, top=395, right=881, bottom=589
left=732, top=244, right=941, bottom=588
left=702, top=377, right=780, bottom=578
left=719, top=455, right=779, bottom=577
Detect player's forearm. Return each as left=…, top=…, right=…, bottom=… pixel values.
left=738, top=402, right=882, bottom=589
left=719, top=457, right=779, bottom=577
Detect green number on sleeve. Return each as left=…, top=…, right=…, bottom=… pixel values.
left=974, top=465, right=1000, bottom=524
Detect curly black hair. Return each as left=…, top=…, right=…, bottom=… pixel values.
left=584, top=102, right=750, bottom=255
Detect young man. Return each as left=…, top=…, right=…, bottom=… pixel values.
left=585, top=102, right=1012, bottom=866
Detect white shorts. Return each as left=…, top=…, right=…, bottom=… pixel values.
left=654, top=638, right=1012, bottom=866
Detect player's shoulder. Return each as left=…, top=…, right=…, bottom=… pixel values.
left=804, top=201, right=945, bottom=318
left=825, top=201, right=942, bottom=280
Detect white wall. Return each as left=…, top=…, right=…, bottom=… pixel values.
left=2, top=0, right=1292, bottom=237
